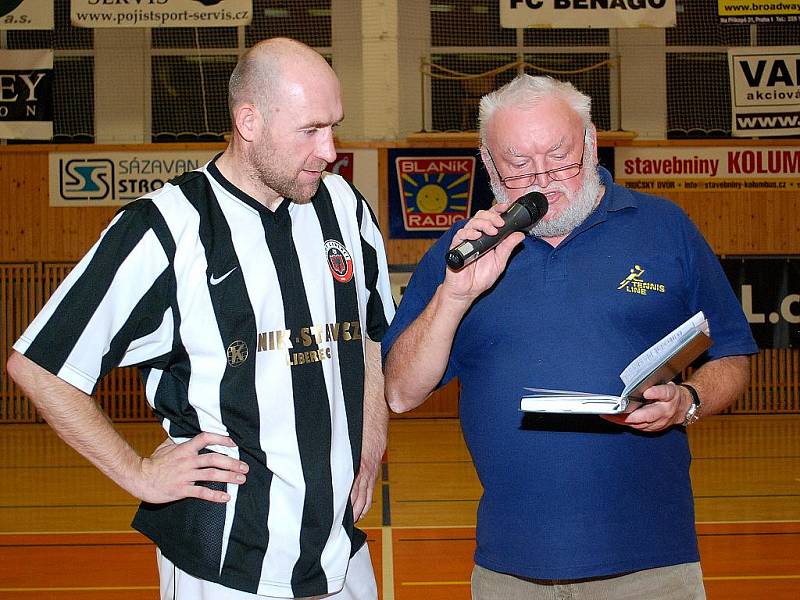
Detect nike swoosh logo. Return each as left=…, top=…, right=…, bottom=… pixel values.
left=209, top=267, right=238, bottom=285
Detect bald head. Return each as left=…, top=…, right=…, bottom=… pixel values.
left=228, top=38, right=336, bottom=120
left=219, top=37, right=343, bottom=208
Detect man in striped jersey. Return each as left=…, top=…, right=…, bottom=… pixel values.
left=7, top=38, right=394, bottom=599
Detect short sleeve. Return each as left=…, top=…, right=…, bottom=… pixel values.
left=352, top=184, right=395, bottom=342
left=13, top=201, right=176, bottom=394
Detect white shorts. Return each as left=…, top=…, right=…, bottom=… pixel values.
left=157, top=543, right=377, bottom=600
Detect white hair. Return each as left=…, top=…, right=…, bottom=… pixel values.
left=478, top=75, right=592, bottom=146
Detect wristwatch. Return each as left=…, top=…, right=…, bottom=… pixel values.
left=678, top=383, right=702, bottom=427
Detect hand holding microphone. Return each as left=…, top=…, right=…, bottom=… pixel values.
left=446, top=191, right=548, bottom=271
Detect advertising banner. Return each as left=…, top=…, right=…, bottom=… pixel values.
left=721, top=257, right=800, bottom=348
left=718, top=0, right=800, bottom=25
left=0, top=50, right=52, bottom=140
left=49, top=150, right=356, bottom=207
left=71, top=0, right=252, bottom=28
left=501, top=0, right=676, bottom=29
left=49, top=150, right=216, bottom=206
left=728, top=46, right=800, bottom=137
left=0, top=0, right=53, bottom=29
left=615, top=146, right=800, bottom=193
left=388, top=148, right=494, bottom=239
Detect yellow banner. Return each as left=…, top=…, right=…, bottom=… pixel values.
left=718, top=0, right=800, bottom=24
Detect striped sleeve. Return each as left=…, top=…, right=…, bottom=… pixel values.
left=14, top=200, right=176, bottom=395
left=348, top=181, right=395, bottom=341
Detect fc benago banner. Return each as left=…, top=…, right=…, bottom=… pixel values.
left=728, top=46, right=800, bottom=137
left=501, top=0, right=676, bottom=29
left=71, top=0, right=252, bottom=28
left=0, top=50, right=52, bottom=140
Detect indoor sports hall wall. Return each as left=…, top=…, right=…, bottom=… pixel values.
left=1, top=138, right=798, bottom=422
left=1, top=1, right=799, bottom=421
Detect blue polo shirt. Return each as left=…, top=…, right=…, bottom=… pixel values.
left=382, top=167, right=757, bottom=580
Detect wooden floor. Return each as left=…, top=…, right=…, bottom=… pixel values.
left=1, top=415, right=798, bottom=599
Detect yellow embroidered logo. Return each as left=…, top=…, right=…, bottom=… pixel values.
left=617, top=264, right=666, bottom=296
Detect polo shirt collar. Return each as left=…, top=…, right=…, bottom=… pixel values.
left=567, top=166, right=637, bottom=236
left=599, top=165, right=637, bottom=213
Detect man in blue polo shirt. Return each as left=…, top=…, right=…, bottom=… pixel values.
left=382, top=75, right=756, bottom=599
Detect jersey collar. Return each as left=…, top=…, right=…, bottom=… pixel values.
left=206, top=153, right=294, bottom=217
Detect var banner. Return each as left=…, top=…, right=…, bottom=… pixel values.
left=721, top=257, right=800, bottom=348
left=501, top=0, right=676, bottom=29
left=71, top=0, right=252, bottom=28
left=0, top=50, right=52, bottom=140
left=728, top=46, right=800, bottom=137
left=0, top=0, right=53, bottom=29
left=615, top=146, right=800, bottom=193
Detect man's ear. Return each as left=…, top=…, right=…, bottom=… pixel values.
left=233, top=103, right=261, bottom=143
left=479, top=146, right=491, bottom=172
left=587, top=123, right=598, bottom=162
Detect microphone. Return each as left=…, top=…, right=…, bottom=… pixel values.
left=446, top=191, right=548, bottom=271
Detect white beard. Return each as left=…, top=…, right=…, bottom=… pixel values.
left=491, top=158, right=602, bottom=239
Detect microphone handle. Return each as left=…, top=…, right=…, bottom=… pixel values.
left=446, top=204, right=529, bottom=270
left=445, top=229, right=505, bottom=270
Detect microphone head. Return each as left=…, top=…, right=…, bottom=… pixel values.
left=516, top=191, right=549, bottom=222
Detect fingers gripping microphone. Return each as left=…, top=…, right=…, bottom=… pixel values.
left=446, top=191, right=548, bottom=270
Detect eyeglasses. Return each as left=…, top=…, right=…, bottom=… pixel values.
left=485, top=135, right=586, bottom=190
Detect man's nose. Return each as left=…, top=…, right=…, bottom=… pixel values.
left=530, top=170, right=552, bottom=188
left=317, top=128, right=337, bottom=164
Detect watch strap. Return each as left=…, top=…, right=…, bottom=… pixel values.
left=678, top=383, right=702, bottom=426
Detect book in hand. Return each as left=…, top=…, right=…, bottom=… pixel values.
left=520, top=311, right=713, bottom=415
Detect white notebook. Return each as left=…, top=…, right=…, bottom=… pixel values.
left=520, top=312, right=712, bottom=415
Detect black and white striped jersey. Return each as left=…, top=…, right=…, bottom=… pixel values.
left=14, top=159, right=395, bottom=597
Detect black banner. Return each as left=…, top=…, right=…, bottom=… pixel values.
left=721, top=256, right=800, bottom=348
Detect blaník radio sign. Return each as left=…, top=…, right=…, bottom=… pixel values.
left=388, top=148, right=493, bottom=239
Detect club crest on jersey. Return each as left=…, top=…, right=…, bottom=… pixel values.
left=325, top=239, right=354, bottom=283
left=226, top=340, right=249, bottom=367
